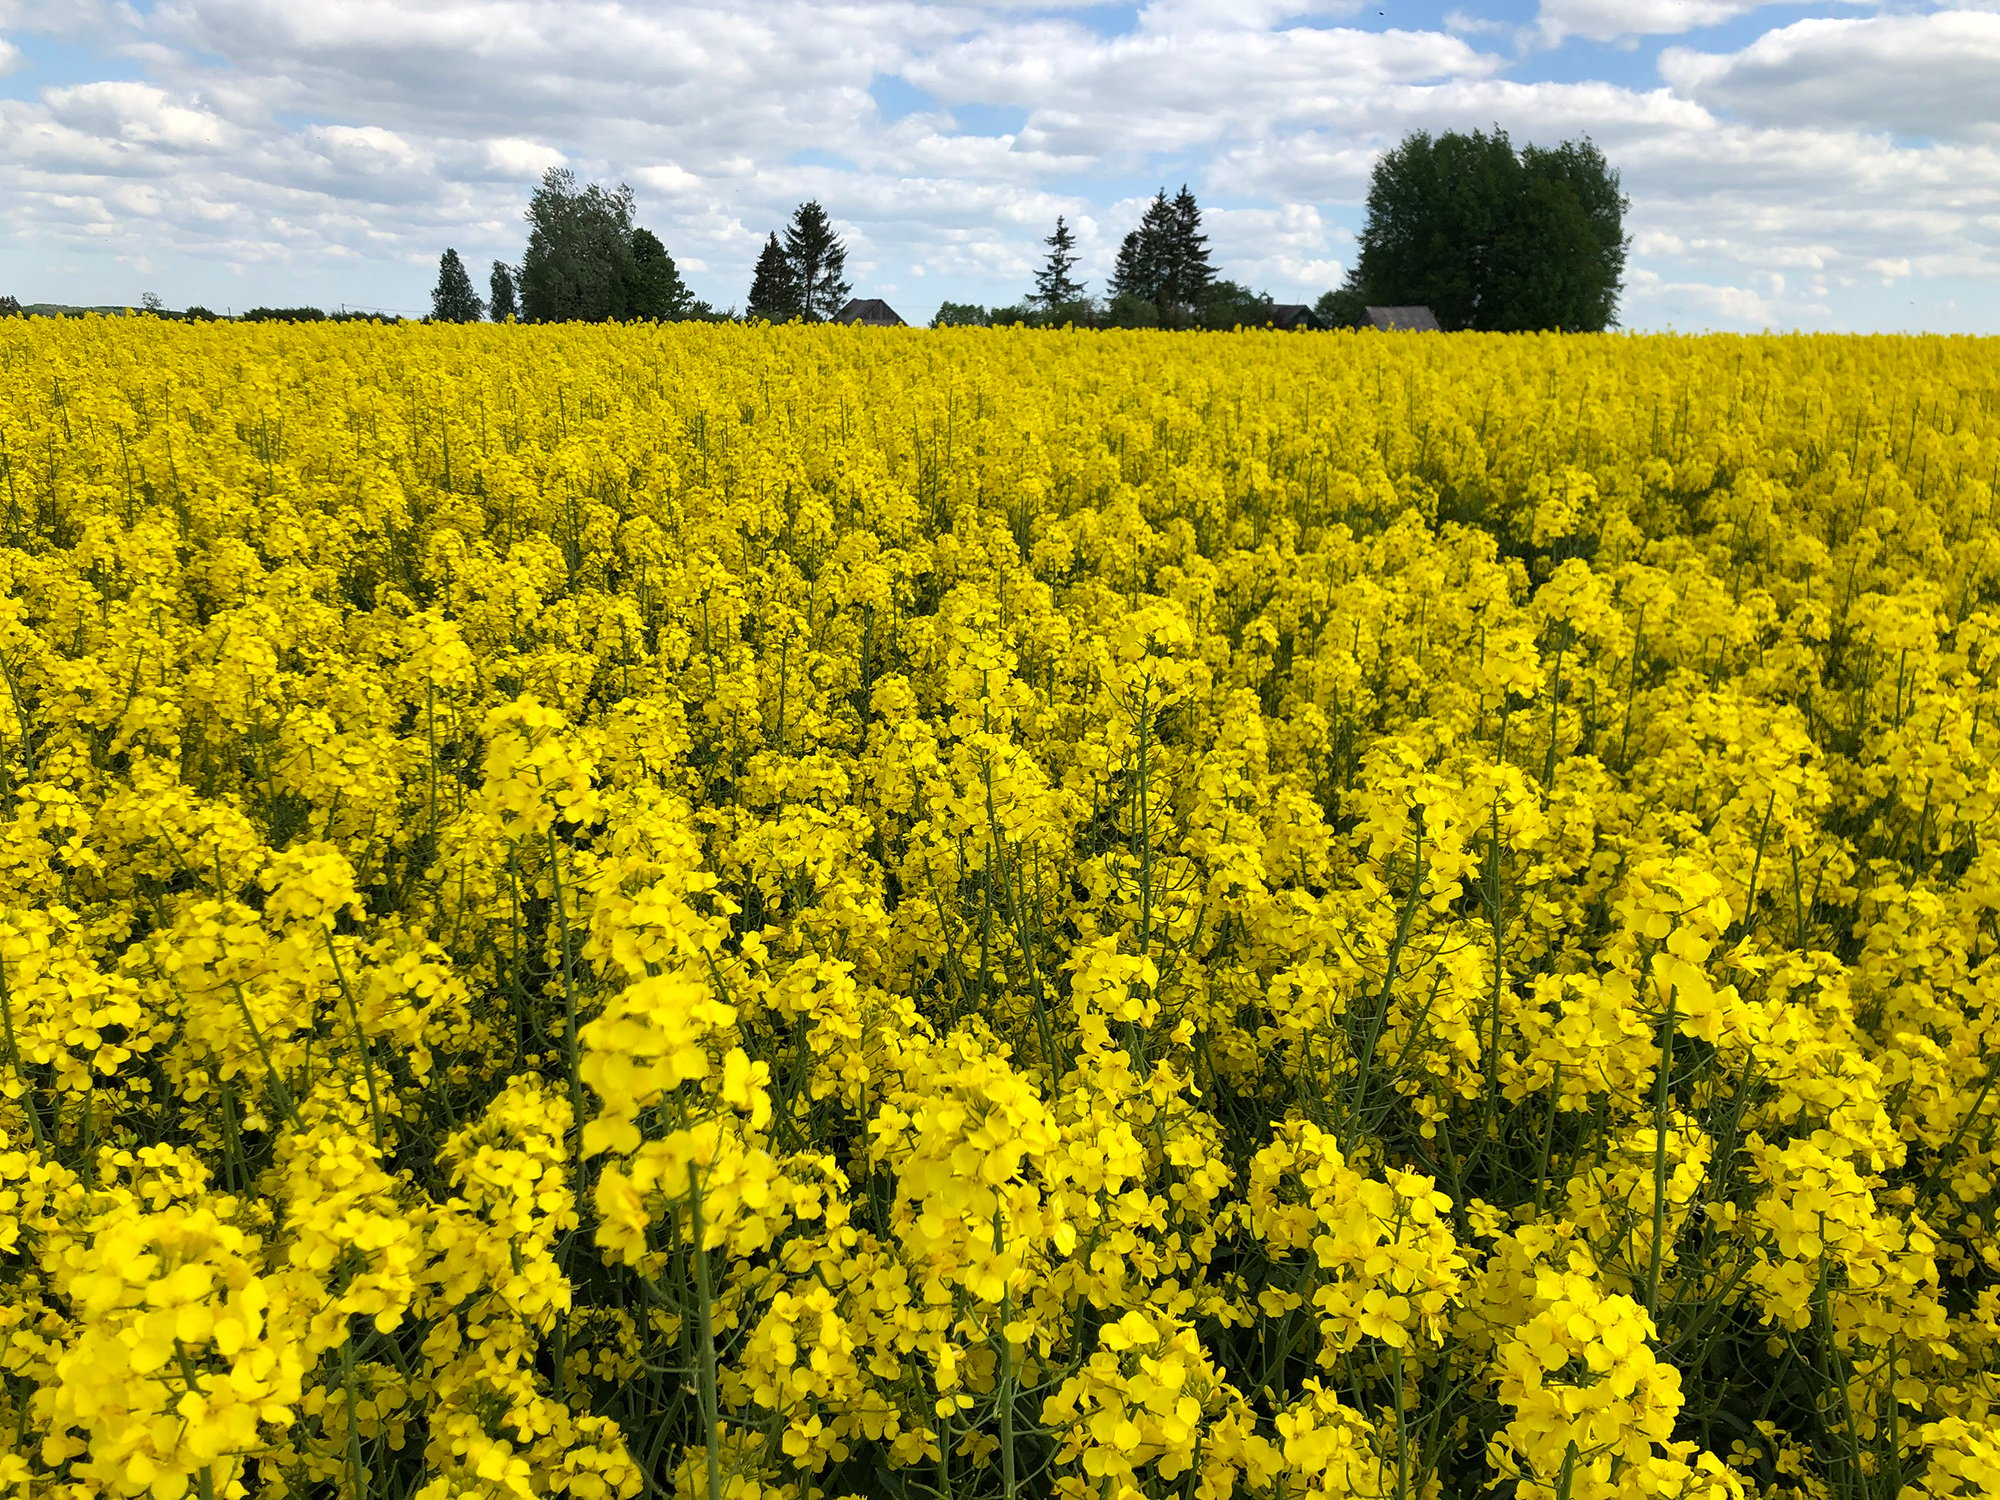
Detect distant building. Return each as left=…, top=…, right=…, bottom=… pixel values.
left=1364, top=305, right=1441, bottom=331
left=1267, top=303, right=1323, bottom=331
left=835, top=298, right=905, bottom=327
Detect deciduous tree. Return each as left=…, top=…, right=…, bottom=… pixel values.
left=1341, top=127, right=1628, bottom=331
left=519, top=168, right=638, bottom=323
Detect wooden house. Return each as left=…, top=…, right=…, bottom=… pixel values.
left=1363, top=305, right=1441, bottom=331
left=835, top=298, right=906, bottom=327
left=1267, top=303, right=1323, bottom=331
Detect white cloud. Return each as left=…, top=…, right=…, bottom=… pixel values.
left=0, top=37, right=25, bottom=74
left=1662, top=12, right=2000, bottom=140
left=308, top=123, right=426, bottom=174
left=42, top=81, right=235, bottom=151
left=1537, top=0, right=1862, bottom=46
left=0, top=0, right=1995, bottom=328
left=485, top=137, right=565, bottom=179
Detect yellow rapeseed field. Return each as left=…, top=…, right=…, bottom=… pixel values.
left=1, top=317, right=1998, bottom=1500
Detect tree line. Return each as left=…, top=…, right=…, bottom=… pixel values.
left=1, top=128, right=1626, bottom=332
left=939, top=188, right=1286, bottom=330
left=428, top=130, right=1624, bottom=332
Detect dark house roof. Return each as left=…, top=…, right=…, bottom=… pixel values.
left=835, top=298, right=905, bottom=327
left=1268, top=303, right=1323, bottom=331
left=1364, top=305, right=1441, bottom=331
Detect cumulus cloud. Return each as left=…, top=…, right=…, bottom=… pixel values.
left=0, top=0, right=1994, bottom=328
left=1625, top=270, right=1832, bottom=330
left=1661, top=12, right=2000, bottom=140
left=483, top=137, right=566, bottom=180
left=1536, top=1, right=1858, bottom=46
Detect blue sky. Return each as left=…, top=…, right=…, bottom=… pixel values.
left=1, top=1, right=1996, bottom=330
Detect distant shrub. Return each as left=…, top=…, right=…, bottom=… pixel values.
left=0, top=296, right=22, bottom=318
left=241, top=307, right=327, bottom=323
left=1103, top=292, right=1159, bottom=329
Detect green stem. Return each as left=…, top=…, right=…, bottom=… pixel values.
left=688, top=1166, right=723, bottom=1500
left=1644, top=982, right=1679, bottom=1317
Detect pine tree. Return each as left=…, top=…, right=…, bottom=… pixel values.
left=489, top=261, right=518, bottom=322
left=1032, top=216, right=1085, bottom=313
left=430, top=248, right=484, bottom=323
left=781, top=201, right=851, bottom=323
left=627, top=227, right=692, bottom=320
left=746, top=233, right=801, bottom=322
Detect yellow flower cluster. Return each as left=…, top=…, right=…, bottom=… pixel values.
left=2, top=315, right=1998, bottom=1500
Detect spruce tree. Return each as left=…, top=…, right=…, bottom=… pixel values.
left=1108, top=189, right=1179, bottom=322
left=1107, top=187, right=1219, bottom=326
left=489, top=261, right=518, bottom=322
left=1032, top=216, right=1085, bottom=314
left=1167, top=185, right=1215, bottom=322
left=1108, top=190, right=1168, bottom=303
left=781, top=201, right=851, bottom=322
left=430, top=248, right=484, bottom=323
left=746, top=233, right=801, bottom=322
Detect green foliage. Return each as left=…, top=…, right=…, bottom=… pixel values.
left=431, top=248, right=485, bottom=324
left=520, top=168, right=639, bottom=323
left=1102, top=291, right=1160, bottom=329
left=0, top=296, right=20, bottom=318
left=626, top=228, right=693, bottom=321
left=746, top=233, right=801, bottom=323
left=489, top=262, right=518, bottom=323
left=240, top=307, right=327, bottom=323
left=182, top=306, right=218, bottom=322
left=1314, top=285, right=1367, bottom=330
left=1201, top=279, right=1275, bottom=329
left=1345, top=127, right=1628, bottom=331
left=1032, top=217, right=1086, bottom=312
left=516, top=169, right=700, bottom=324
left=781, top=201, right=851, bottom=323
left=1488, top=139, right=1629, bottom=334
left=932, top=302, right=990, bottom=327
